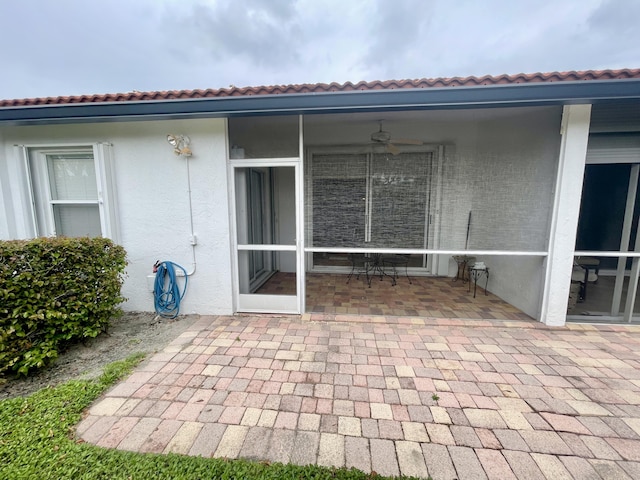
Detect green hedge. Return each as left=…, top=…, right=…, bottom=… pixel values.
left=0, top=237, right=127, bottom=376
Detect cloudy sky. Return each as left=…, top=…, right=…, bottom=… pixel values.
left=1, top=0, right=638, bottom=100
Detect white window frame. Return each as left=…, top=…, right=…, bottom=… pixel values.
left=21, top=143, right=119, bottom=242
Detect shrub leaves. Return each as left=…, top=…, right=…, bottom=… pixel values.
left=0, top=237, right=127, bottom=376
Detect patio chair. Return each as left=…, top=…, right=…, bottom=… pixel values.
left=347, top=253, right=371, bottom=287
left=382, top=254, right=412, bottom=286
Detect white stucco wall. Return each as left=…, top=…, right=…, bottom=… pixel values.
left=481, top=255, right=546, bottom=318
left=1, top=106, right=565, bottom=320
left=0, top=118, right=233, bottom=315
left=460, top=108, right=561, bottom=318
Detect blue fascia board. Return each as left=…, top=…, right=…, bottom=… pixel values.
left=1, top=79, right=640, bottom=126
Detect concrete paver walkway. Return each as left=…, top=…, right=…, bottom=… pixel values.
left=77, top=314, right=640, bottom=479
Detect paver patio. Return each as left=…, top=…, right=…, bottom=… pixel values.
left=77, top=314, right=640, bottom=479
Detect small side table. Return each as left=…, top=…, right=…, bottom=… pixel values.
left=468, top=265, right=489, bottom=298
left=452, top=255, right=476, bottom=283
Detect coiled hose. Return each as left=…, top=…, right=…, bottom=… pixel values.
left=153, top=261, right=188, bottom=318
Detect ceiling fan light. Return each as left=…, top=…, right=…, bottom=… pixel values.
left=371, top=130, right=391, bottom=143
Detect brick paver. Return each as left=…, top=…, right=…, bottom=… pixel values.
left=267, top=429, right=295, bottom=463
left=345, top=436, right=371, bottom=473
left=290, top=430, right=320, bottom=466
left=396, top=440, right=429, bottom=478
left=76, top=314, right=640, bottom=479
left=371, top=438, right=400, bottom=477
left=164, top=421, right=203, bottom=454
left=95, top=417, right=139, bottom=448
left=139, top=419, right=182, bottom=453
left=476, top=448, right=516, bottom=479
left=531, top=453, right=573, bottom=480
left=215, top=425, right=248, bottom=457
left=503, top=450, right=546, bottom=479
left=318, top=432, right=344, bottom=468
left=117, top=417, right=162, bottom=451
left=449, top=445, right=487, bottom=480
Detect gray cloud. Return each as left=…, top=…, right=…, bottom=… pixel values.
left=0, top=0, right=175, bottom=96
left=401, top=0, right=640, bottom=78
left=0, top=0, right=638, bottom=100
left=361, top=0, right=435, bottom=80
left=584, top=0, right=640, bottom=65
left=171, top=0, right=301, bottom=69
left=588, top=0, right=640, bottom=34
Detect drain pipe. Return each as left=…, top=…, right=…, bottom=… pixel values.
left=166, top=134, right=197, bottom=276
left=185, top=154, right=197, bottom=276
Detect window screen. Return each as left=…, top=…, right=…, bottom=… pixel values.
left=438, top=149, right=554, bottom=252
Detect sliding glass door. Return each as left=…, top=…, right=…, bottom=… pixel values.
left=307, top=149, right=436, bottom=270
left=570, top=158, right=640, bottom=322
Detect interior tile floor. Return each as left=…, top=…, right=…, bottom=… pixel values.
left=257, top=272, right=532, bottom=321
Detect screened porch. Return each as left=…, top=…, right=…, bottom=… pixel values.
left=228, top=106, right=560, bottom=320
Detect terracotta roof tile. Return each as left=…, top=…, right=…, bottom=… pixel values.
left=1, top=68, right=639, bottom=108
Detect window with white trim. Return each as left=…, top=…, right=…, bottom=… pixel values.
left=26, top=144, right=119, bottom=240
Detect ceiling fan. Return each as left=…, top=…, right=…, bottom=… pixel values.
left=370, top=121, right=423, bottom=155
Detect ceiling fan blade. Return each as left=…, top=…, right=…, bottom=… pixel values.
left=386, top=143, right=401, bottom=155
left=391, top=137, right=424, bottom=145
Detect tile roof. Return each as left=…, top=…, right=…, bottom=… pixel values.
left=2, top=68, right=639, bottom=108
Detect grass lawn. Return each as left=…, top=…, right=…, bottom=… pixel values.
left=0, top=353, right=426, bottom=479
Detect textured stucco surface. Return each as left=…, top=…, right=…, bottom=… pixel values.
left=0, top=118, right=234, bottom=314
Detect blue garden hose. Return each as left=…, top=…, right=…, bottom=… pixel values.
left=153, top=261, right=188, bottom=318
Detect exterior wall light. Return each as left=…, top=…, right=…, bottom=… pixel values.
left=167, top=134, right=192, bottom=157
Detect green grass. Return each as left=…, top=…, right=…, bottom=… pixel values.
left=0, top=353, right=426, bottom=480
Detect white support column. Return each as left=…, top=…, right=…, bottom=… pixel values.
left=540, top=104, right=592, bottom=326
